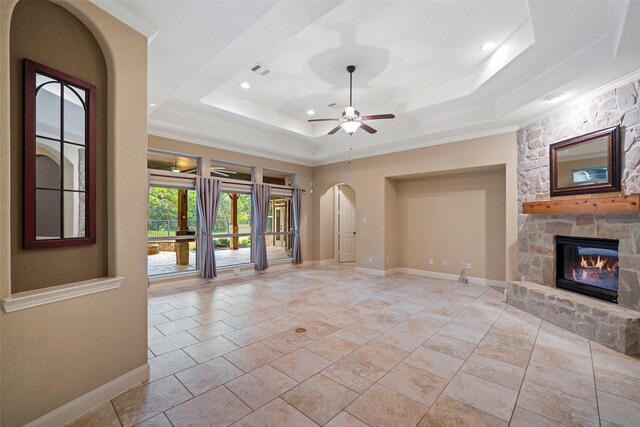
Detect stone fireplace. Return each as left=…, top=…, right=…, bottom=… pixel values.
left=555, top=235, right=619, bottom=303
left=517, top=79, right=640, bottom=311
left=511, top=79, right=640, bottom=354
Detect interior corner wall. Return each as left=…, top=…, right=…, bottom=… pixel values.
left=384, top=178, right=399, bottom=269
left=0, top=1, right=148, bottom=425
left=318, top=186, right=335, bottom=261
left=395, top=168, right=507, bottom=281
left=311, top=132, right=519, bottom=280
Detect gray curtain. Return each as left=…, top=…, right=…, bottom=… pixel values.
left=195, top=177, right=222, bottom=279
left=292, top=188, right=303, bottom=264
left=253, top=184, right=271, bottom=271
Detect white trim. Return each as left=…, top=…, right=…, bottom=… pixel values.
left=355, top=267, right=388, bottom=276
left=1, top=277, right=124, bottom=313
left=395, top=267, right=507, bottom=288
left=518, top=67, right=640, bottom=129
left=25, top=363, right=149, bottom=427
left=89, top=0, right=158, bottom=42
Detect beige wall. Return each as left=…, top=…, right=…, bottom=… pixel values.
left=1, top=0, right=148, bottom=425
left=384, top=178, right=399, bottom=269
left=10, top=0, right=108, bottom=293
left=311, top=132, right=518, bottom=281
left=318, top=186, right=335, bottom=261
left=394, top=167, right=506, bottom=280
left=148, top=134, right=314, bottom=264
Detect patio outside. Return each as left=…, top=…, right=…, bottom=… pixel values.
left=147, top=187, right=292, bottom=276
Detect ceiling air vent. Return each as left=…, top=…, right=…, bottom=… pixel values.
left=251, top=64, right=270, bottom=76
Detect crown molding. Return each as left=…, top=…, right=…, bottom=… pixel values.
left=89, top=0, right=158, bottom=43
left=518, top=67, right=640, bottom=129
left=147, top=122, right=315, bottom=167
left=311, top=125, right=520, bottom=166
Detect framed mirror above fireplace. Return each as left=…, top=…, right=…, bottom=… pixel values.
left=555, top=235, right=619, bottom=303
left=550, top=125, right=621, bottom=197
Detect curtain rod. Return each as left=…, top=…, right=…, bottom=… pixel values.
left=148, top=172, right=305, bottom=191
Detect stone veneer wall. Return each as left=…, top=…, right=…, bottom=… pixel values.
left=518, top=79, right=640, bottom=310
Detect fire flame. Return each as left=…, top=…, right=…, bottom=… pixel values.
left=579, top=255, right=618, bottom=271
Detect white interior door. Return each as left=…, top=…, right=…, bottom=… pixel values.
left=338, top=185, right=356, bottom=263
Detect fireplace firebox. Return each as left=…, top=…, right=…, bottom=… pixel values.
left=555, top=236, right=619, bottom=303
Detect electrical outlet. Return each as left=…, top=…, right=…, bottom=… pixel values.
left=363, top=217, right=367, bottom=223
left=443, top=260, right=448, bottom=267
left=462, top=262, right=467, bottom=269
left=467, top=263, right=472, bottom=270
left=368, top=256, right=373, bottom=263
left=520, top=274, right=526, bottom=282
left=429, top=258, right=434, bottom=265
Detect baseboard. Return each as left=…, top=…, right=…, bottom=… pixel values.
left=25, top=363, right=149, bottom=427
left=355, top=267, right=388, bottom=276
left=318, top=258, right=338, bottom=266
left=148, top=261, right=298, bottom=292
left=395, top=267, right=507, bottom=288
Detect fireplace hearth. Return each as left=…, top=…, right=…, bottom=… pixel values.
left=555, top=236, right=619, bottom=303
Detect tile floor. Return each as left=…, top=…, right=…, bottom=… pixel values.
left=69, top=265, right=640, bottom=426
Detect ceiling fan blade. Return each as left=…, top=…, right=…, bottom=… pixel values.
left=328, top=125, right=342, bottom=135
left=360, top=123, right=377, bottom=134
left=362, top=113, right=395, bottom=121
left=308, top=118, right=339, bottom=122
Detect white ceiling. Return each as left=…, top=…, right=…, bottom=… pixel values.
left=92, top=0, right=640, bottom=166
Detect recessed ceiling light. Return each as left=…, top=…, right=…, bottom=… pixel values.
left=544, top=92, right=567, bottom=102
left=149, top=102, right=157, bottom=107
left=480, top=42, right=497, bottom=52
left=306, top=110, right=315, bottom=116
left=240, top=81, right=251, bottom=89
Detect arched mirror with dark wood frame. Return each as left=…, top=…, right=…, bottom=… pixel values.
left=23, top=59, right=96, bottom=249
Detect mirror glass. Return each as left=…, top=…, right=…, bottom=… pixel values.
left=35, top=80, right=61, bottom=139
left=556, top=137, right=609, bottom=188
left=62, top=143, right=86, bottom=191
left=34, top=72, right=88, bottom=241
left=64, top=191, right=85, bottom=238
left=36, top=189, right=61, bottom=239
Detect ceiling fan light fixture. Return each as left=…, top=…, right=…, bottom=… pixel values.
left=344, top=106, right=356, bottom=117
left=340, top=121, right=361, bottom=134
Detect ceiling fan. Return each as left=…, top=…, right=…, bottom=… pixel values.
left=308, top=65, right=395, bottom=135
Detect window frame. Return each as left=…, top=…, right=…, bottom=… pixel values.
left=147, top=148, right=200, bottom=176
left=23, top=59, right=97, bottom=249
left=147, top=181, right=199, bottom=276
left=265, top=193, right=294, bottom=261
left=210, top=159, right=255, bottom=184
left=213, top=189, right=254, bottom=266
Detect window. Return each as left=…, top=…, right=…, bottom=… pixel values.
left=266, top=195, right=293, bottom=261
left=214, top=192, right=252, bottom=267
left=147, top=150, right=198, bottom=175
left=263, top=169, right=294, bottom=186
left=147, top=186, right=198, bottom=276
left=23, top=59, right=96, bottom=248
left=211, top=160, right=253, bottom=182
